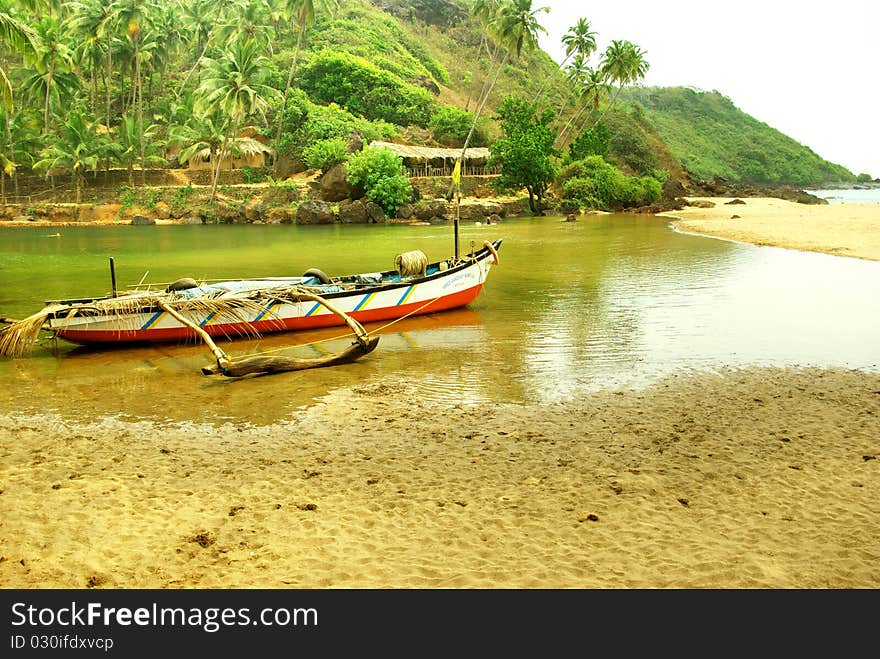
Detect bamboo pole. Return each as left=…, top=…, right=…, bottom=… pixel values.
left=162, top=287, right=377, bottom=378
left=156, top=300, right=231, bottom=369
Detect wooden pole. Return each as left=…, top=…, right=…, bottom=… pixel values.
left=162, top=287, right=377, bottom=377
left=157, top=300, right=230, bottom=368
left=109, top=257, right=118, bottom=298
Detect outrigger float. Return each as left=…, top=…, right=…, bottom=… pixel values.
left=0, top=240, right=501, bottom=378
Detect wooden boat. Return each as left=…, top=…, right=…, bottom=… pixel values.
left=0, top=239, right=501, bottom=376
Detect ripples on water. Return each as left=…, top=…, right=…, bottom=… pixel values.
left=1, top=215, right=878, bottom=423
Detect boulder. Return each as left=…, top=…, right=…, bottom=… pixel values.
left=337, top=199, right=369, bottom=224
left=131, top=215, right=156, bottom=226
left=266, top=207, right=295, bottom=224
left=319, top=164, right=355, bottom=202
left=243, top=198, right=265, bottom=222
left=296, top=200, right=335, bottom=225
left=181, top=216, right=203, bottom=225
left=153, top=201, right=171, bottom=219
left=364, top=201, right=386, bottom=224
left=413, top=200, right=450, bottom=221
left=347, top=131, right=364, bottom=154
left=396, top=203, right=414, bottom=220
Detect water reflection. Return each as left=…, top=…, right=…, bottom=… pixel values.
left=1, top=216, right=878, bottom=423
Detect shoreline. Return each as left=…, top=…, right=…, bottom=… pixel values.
left=3, top=196, right=878, bottom=264
left=1, top=365, right=878, bottom=589
left=659, top=196, right=880, bottom=262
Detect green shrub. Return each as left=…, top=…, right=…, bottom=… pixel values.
left=298, top=50, right=434, bottom=127
left=568, top=123, right=610, bottom=162
left=276, top=91, right=398, bottom=161
left=242, top=167, right=267, bottom=184
left=558, top=155, right=662, bottom=210
left=856, top=172, right=873, bottom=183
left=345, top=146, right=413, bottom=216
left=302, top=138, right=349, bottom=172
left=429, top=106, right=487, bottom=147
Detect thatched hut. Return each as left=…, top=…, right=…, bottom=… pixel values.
left=368, top=141, right=497, bottom=178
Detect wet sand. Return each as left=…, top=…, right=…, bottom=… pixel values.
left=1, top=366, right=878, bottom=589
left=661, top=197, right=880, bottom=261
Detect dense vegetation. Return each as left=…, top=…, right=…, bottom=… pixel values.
left=623, top=87, right=856, bottom=185
left=0, top=0, right=857, bottom=215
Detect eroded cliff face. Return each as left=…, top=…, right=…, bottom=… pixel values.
left=371, top=0, right=467, bottom=28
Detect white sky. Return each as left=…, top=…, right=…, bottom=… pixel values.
left=536, top=0, right=880, bottom=178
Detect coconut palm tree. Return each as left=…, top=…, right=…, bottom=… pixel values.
left=21, top=15, right=76, bottom=132
left=272, top=0, right=338, bottom=178
left=557, top=65, right=612, bottom=150
left=33, top=109, right=109, bottom=202
left=532, top=16, right=597, bottom=103
left=455, top=0, right=548, bottom=174
left=0, top=4, right=39, bottom=112
left=66, top=0, right=119, bottom=128
left=594, top=39, right=649, bottom=121
left=216, top=0, right=273, bottom=52
left=111, top=113, right=165, bottom=185
left=196, top=36, right=280, bottom=200
left=115, top=0, right=158, bottom=184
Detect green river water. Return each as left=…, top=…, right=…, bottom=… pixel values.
left=1, top=214, right=878, bottom=425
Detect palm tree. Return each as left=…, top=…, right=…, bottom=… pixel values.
left=0, top=5, right=39, bottom=112
left=533, top=16, right=596, bottom=103
left=272, top=0, right=338, bottom=178
left=175, top=0, right=222, bottom=100
left=196, top=37, right=280, bottom=200
left=455, top=0, right=549, bottom=176
left=33, top=110, right=109, bottom=202
left=0, top=107, right=41, bottom=199
left=21, top=15, right=76, bottom=132
left=111, top=113, right=165, bottom=185
left=67, top=0, right=118, bottom=128
left=115, top=0, right=157, bottom=184
left=594, top=39, right=649, bottom=122
left=557, top=65, right=612, bottom=150
left=216, top=0, right=273, bottom=52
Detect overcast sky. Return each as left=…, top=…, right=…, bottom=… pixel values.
left=535, top=0, right=879, bottom=178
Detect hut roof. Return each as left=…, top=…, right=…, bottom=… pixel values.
left=368, top=141, right=490, bottom=162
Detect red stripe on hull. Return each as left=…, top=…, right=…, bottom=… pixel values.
left=55, top=284, right=484, bottom=345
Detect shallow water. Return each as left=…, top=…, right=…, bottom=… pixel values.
left=1, top=215, right=878, bottom=424
left=806, top=188, right=880, bottom=204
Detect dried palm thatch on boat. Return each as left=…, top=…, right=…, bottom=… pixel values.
left=0, top=305, right=65, bottom=358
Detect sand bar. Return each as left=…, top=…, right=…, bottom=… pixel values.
left=1, top=366, right=878, bottom=589
left=661, top=197, right=880, bottom=261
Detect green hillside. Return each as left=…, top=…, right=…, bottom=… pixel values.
left=0, top=0, right=856, bottom=211
left=621, top=87, right=855, bottom=186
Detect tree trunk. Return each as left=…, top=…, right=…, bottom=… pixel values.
left=44, top=61, right=56, bottom=133
left=136, top=41, right=145, bottom=187
left=273, top=27, right=305, bottom=179
left=210, top=126, right=233, bottom=203
left=175, top=36, right=211, bottom=101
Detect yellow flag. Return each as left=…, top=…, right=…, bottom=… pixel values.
left=451, top=159, right=461, bottom=187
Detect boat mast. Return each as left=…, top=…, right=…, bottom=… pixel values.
left=452, top=159, right=461, bottom=260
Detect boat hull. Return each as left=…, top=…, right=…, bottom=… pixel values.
left=48, top=242, right=499, bottom=346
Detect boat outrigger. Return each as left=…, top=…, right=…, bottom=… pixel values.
left=0, top=239, right=502, bottom=377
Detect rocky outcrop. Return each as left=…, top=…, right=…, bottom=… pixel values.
left=296, top=200, right=335, bottom=225
left=319, top=164, right=355, bottom=202
left=337, top=199, right=369, bottom=224
left=364, top=201, right=386, bottom=223
left=376, top=0, right=467, bottom=27
left=131, top=215, right=156, bottom=226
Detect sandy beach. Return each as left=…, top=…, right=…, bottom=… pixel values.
left=661, top=196, right=880, bottom=261
left=1, top=366, right=878, bottom=589
left=2, top=195, right=879, bottom=589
